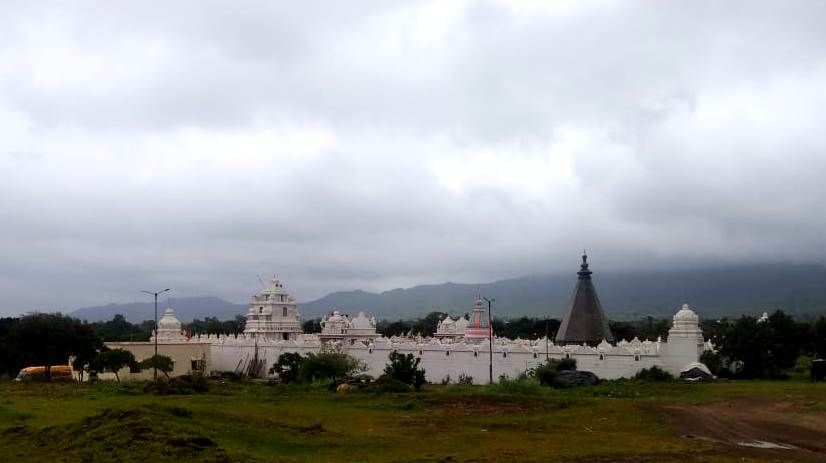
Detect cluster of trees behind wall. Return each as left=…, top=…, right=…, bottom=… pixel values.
left=702, top=310, right=826, bottom=379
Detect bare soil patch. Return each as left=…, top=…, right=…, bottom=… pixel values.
left=653, top=397, right=826, bottom=462
left=432, top=397, right=540, bottom=415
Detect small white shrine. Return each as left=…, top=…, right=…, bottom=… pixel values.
left=435, top=314, right=469, bottom=341
left=150, top=307, right=187, bottom=343
left=319, top=310, right=378, bottom=344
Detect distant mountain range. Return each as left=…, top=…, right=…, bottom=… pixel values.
left=71, top=297, right=246, bottom=324
left=69, top=263, right=826, bottom=323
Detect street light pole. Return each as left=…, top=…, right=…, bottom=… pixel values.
left=483, top=297, right=495, bottom=385
left=142, top=288, right=170, bottom=380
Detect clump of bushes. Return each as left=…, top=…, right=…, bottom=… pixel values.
left=364, top=351, right=427, bottom=393
left=457, top=373, right=473, bottom=385
left=633, top=366, right=673, bottom=382
left=143, top=374, right=209, bottom=395
left=269, top=352, right=365, bottom=386
left=489, top=374, right=546, bottom=395
left=533, top=358, right=577, bottom=388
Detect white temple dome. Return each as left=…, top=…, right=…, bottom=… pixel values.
left=673, top=304, right=699, bottom=323
left=158, top=307, right=182, bottom=330
left=350, top=312, right=374, bottom=330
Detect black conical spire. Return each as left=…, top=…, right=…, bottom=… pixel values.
left=554, top=253, right=614, bottom=345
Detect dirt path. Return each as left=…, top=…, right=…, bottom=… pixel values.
left=654, top=397, right=826, bottom=462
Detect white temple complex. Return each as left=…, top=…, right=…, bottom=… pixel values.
left=111, top=260, right=710, bottom=383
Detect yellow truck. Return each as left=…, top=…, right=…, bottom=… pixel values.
left=14, top=365, right=74, bottom=383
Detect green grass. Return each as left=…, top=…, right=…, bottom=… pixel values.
left=0, top=379, right=824, bottom=462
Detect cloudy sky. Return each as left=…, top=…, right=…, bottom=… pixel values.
left=1, top=0, right=825, bottom=314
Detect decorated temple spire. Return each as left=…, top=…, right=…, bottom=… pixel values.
left=578, top=252, right=592, bottom=279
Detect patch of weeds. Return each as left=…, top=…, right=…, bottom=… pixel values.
left=487, top=377, right=547, bottom=396
left=156, top=405, right=194, bottom=419
left=93, top=381, right=144, bottom=396
left=0, top=406, right=34, bottom=423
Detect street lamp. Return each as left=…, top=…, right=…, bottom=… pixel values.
left=142, top=288, right=170, bottom=379
left=482, top=296, right=495, bottom=385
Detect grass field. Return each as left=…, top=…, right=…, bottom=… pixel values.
left=1, top=378, right=825, bottom=462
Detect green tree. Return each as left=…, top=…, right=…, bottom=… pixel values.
left=411, top=312, right=447, bottom=336
left=4, top=313, right=102, bottom=381
left=97, top=348, right=138, bottom=382
left=0, top=317, right=20, bottom=377
left=717, top=310, right=803, bottom=378
left=269, top=352, right=305, bottom=383
left=88, top=314, right=151, bottom=342
left=382, top=351, right=426, bottom=390
left=297, top=353, right=364, bottom=384
left=813, top=317, right=826, bottom=359
left=376, top=320, right=413, bottom=337
left=185, top=315, right=246, bottom=336
left=139, top=355, right=174, bottom=379
left=301, top=319, right=322, bottom=334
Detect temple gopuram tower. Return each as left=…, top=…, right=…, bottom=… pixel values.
left=244, top=278, right=302, bottom=340
left=554, top=254, right=615, bottom=346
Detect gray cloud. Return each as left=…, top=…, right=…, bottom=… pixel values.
left=1, top=1, right=826, bottom=314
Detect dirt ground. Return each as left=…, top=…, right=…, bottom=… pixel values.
left=654, top=397, right=826, bottom=462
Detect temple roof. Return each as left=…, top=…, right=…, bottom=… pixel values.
left=554, top=254, right=615, bottom=345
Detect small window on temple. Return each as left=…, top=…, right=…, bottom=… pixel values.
left=368, top=349, right=373, bottom=354
left=565, top=353, right=570, bottom=359
left=503, top=352, right=507, bottom=358
left=599, top=354, right=605, bottom=361
left=282, top=307, right=288, bottom=317
left=473, top=351, right=478, bottom=358
left=418, top=350, right=423, bottom=356
left=283, top=333, right=289, bottom=340
left=446, top=351, right=450, bottom=357
left=634, top=355, right=640, bottom=361
left=259, top=307, right=263, bottom=313
left=533, top=352, right=538, bottom=359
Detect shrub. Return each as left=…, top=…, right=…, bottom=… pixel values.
left=700, top=350, right=723, bottom=376
left=269, top=352, right=304, bottom=384
left=534, top=363, right=560, bottom=388
left=457, top=373, right=473, bottom=385
left=633, top=366, right=673, bottom=382
left=143, top=374, right=209, bottom=395
left=366, top=376, right=414, bottom=393
left=489, top=376, right=545, bottom=395
left=381, top=351, right=426, bottom=391
left=532, top=358, right=577, bottom=388
left=268, top=352, right=364, bottom=385
left=554, top=358, right=577, bottom=371
left=299, top=353, right=365, bottom=384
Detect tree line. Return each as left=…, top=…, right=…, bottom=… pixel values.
left=2, top=310, right=824, bottom=381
